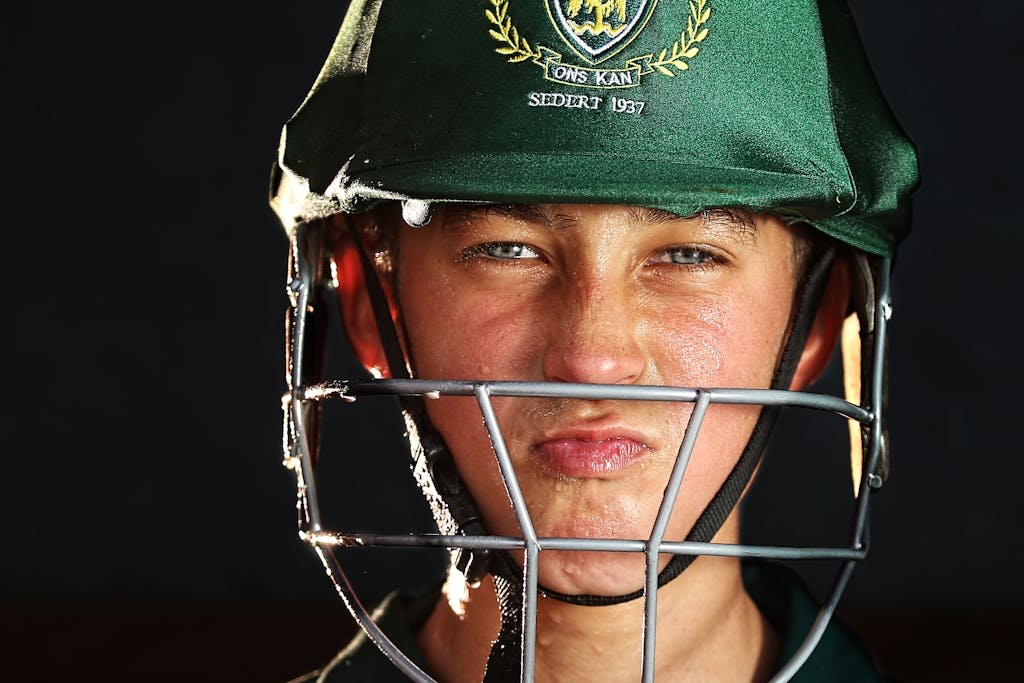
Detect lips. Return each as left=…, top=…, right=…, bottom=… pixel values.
left=531, top=435, right=649, bottom=479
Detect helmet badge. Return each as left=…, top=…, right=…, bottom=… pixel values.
left=486, top=0, right=711, bottom=89
left=548, top=0, right=657, bottom=63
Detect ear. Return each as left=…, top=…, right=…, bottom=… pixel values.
left=789, top=255, right=851, bottom=390
left=331, top=218, right=397, bottom=379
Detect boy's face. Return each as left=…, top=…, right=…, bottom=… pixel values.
left=386, top=203, right=805, bottom=596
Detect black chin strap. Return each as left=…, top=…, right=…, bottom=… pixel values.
left=483, top=572, right=527, bottom=682
left=347, top=222, right=493, bottom=584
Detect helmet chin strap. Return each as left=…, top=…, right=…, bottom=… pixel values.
left=345, top=220, right=838, bottom=680
left=346, top=220, right=494, bottom=584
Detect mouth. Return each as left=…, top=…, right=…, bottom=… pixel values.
left=530, top=430, right=650, bottom=479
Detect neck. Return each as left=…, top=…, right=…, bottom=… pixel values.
left=416, top=516, right=778, bottom=682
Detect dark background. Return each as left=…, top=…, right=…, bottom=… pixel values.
left=5, top=1, right=1022, bottom=681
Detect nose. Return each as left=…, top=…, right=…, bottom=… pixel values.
left=542, top=279, right=646, bottom=385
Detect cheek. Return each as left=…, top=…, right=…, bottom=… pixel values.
left=424, top=396, right=511, bottom=524
left=399, top=274, right=544, bottom=536
left=663, top=296, right=794, bottom=537
left=643, top=281, right=793, bottom=390
left=404, top=288, right=546, bottom=380
left=643, top=300, right=766, bottom=389
left=644, top=302, right=727, bottom=385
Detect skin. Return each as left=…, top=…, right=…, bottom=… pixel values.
left=337, top=203, right=848, bottom=682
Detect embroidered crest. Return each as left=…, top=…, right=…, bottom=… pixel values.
left=547, top=0, right=657, bottom=63
left=485, top=0, right=711, bottom=89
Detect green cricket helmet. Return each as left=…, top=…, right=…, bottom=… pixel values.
left=271, top=1, right=919, bottom=681
left=272, top=0, right=917, bottom=255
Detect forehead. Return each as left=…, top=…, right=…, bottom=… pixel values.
left=438, top=203, right=759, bottom=245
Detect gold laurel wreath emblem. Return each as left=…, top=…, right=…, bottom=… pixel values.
left=485, top=0, right=542, bottom=63
left=649, top=0, right=710, bottom=75
left=484, top=0, right=711, bottom=77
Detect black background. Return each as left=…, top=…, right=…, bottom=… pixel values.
left=5, top=1, right=1022, bottom=681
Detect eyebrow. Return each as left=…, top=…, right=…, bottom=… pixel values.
left=442, top=203, right=550, bottom=230
left=442, top=203, right=758, bottom=243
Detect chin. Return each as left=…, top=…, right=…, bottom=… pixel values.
left=537, top=549, right=653, bottom=597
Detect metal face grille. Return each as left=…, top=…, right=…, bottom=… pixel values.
left=281, top=225, right=892, bottom=682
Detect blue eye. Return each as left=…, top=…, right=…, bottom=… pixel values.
left=482, top=243, right=539, bottom=259
left=658, top=247, right=713, bottom=265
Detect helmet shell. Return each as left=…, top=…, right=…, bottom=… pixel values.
left=274, top=0, right=919, bottom=256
